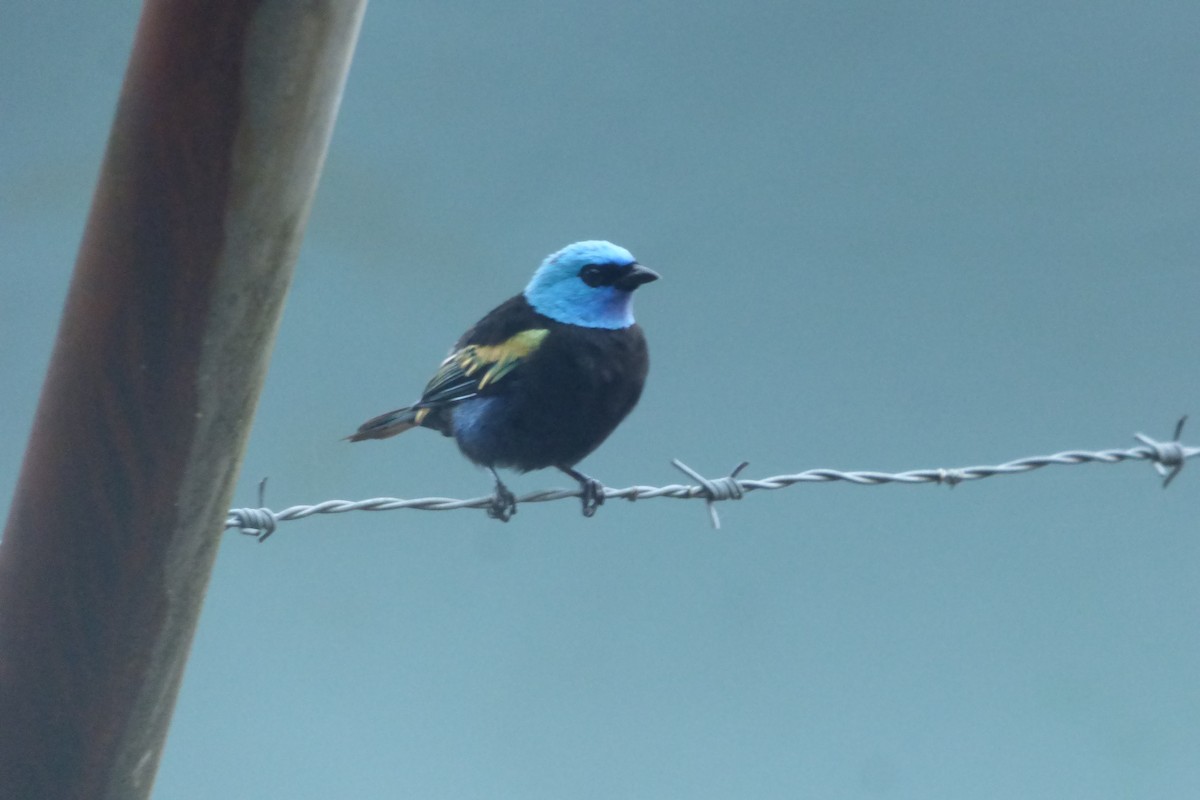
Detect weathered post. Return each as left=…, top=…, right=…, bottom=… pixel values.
left=0, top=3, right=366, bottom=796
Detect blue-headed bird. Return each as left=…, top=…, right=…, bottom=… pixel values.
left=349, top=241, right=658, bottom=520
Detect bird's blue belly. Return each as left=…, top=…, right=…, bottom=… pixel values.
left=450, top=397, right=505, bottom=465
left=450, top=393, right=593, bottom=472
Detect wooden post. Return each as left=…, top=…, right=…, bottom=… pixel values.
left=0, top=2, right=365, bottom=797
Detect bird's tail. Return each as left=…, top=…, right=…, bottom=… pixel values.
left=346, top=406, right=422, bottom=441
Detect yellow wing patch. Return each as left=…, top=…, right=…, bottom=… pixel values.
left=417, top=329, right=550, bottom=409
left=458, top=329, right=550, bottom=389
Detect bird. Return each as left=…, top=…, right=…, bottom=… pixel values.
left=348, top=240, right=659, bottom=520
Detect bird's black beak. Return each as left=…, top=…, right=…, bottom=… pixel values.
left=616, top=262, right=660, bottom=291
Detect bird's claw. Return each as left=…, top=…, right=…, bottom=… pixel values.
left=487, top=483, right=517, bottom=522
left=579, top=477, right=605, bottom=518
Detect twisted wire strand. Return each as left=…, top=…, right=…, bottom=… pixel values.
left=226, top=418, right=1195, bottom=540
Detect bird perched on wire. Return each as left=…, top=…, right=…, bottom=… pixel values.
left=348, top=240, right=659, bottom=520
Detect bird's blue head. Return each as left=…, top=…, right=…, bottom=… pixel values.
left=523, top=241, right=659, bottom=329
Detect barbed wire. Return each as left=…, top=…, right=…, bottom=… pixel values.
left=226, top=417, right=1194, bottom=541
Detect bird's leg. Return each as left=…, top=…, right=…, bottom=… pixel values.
left=487, top=467, right=517, bottom=522
left=557, top=465, right=606, bottom=517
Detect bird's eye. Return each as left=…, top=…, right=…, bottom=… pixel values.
left=580, top=264, right=607, bottom=287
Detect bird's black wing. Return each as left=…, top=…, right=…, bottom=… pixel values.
left=414, top=295, right=555, bottom=409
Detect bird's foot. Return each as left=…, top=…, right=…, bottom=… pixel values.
left=579, top=477, right=606, bottom=517
left=487, top=472, right=517, bottom=522
left=488, top=484, right=517, bottom=521
left=558, top=466, right=606, bottom=518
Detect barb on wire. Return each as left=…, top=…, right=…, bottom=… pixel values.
left=671, top=459, right=749, bottom=529
left=226, top=417, right=1197, bottom=540
left=1135, top=415, right=1188, bottom=488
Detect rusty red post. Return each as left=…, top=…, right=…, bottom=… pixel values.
left=0, top=2, right=365, bottom=797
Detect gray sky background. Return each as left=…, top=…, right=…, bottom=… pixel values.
left=3, top=2, right=1199, bottom=797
